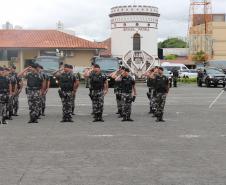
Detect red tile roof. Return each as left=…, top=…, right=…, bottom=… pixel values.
left=99, top=38, right=112, bottom=56
left=0, top=30, right=106, bottom=49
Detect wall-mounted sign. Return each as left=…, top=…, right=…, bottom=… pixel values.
left=123, top=27, right=150, bottom=31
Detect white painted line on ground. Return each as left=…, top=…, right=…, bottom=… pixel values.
left=179, top=135, right=201, bottom=139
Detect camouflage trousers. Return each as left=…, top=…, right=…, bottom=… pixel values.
left=41, top=95, right=46, bottom=113
left=60, top=91, right=73, bottom=119
left=27, top=89, right=41, bottom=120
left=147, top=88, right=156, bottom=112
left=6, top=95, right=13, bottom=118
left=0, top=93, right=9, bottom=120
left=115, top=92, right=122, bottom=113
left=13, top=94, right=19, bottom=114
left=155, top=93, right=167, bottom=118
left=121, top=93, right=133, bottom=118
left=92, top=90, right=104, bottom=114
left=72, top=94, right=76, bottom=112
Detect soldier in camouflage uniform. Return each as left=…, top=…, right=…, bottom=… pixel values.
left=37, top=65, right=50, bottom=116
left=0, top=67, right=12, bottom=124
left=3, top=68, right=13, bottom=120
left=70, top=67, right=80, bottom=115
left=10, top=65, right=23, bottom=116
left=120, top=68, right=137, bottom=122
left=144, top=68, right=156, bottom=114
left=54, top=64, right=79, bottom=122
left=84, top=64, right=108, bottom=122
left=7, top=66, right=18, bottom=119
left=154, top=67, right=169, bottom=122
left=18, top=63, right=45, bottom=123
left=110, top=66, right=125, bottom=117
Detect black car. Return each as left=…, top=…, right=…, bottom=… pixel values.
left=197, top=67, right=226, bottom=87
left=34, top=56, right=64, bottom=87
left=90, top=57, right=120, bottom=88
left=207, top=60, right=226, bottom=74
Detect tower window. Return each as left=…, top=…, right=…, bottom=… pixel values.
left=136, top=23, right=139, bottom=27
left=133, top=33, right=141, bottom=51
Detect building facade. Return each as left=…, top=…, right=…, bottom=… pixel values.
left=109, top=5, right=160, bottom=58
left=0, top=30, right=106, bottom=71
left=189, top=14, right=226, bottom=61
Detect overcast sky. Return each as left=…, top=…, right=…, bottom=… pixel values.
left=0, top=0, right=226, bottom=41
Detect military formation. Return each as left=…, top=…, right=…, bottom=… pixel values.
left=0, top=66, right=23, bottom=124
left=145, top=66, right=169, bottom=122
left=0, top=63, right=170, bottom=124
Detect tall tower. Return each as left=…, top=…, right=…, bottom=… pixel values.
left=188, top=0, right=213, bottom=60
left=109, top=5, right=160, bottom=58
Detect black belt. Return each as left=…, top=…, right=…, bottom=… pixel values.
left=0, top=90, right=8, bottom=93
left=61, top=88, right=73, bottom=92
left=27, top=87, right=40, bottom=90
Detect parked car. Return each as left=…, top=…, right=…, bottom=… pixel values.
left=34, top=56, right=64, bottom=87
left=73, top=66, right=86, bottom=80
left=90, top=57, right=120, bottom=87
left=197, top=67, right=226, bottom=87
left=161, top=62, right=196, bottom=78
left=180, top=69, right=198, bottom=78
left=163, top=68, right=172, bottom=88
left=205, top=60, right=226, bottom=75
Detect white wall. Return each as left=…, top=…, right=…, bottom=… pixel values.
left=163, top=48, right=188, bottom=57
left=111, top=28, right=158, bottom=58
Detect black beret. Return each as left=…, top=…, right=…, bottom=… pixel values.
left=69, top=65, right=73, bottom=69
left=10, top=65, right=16, bottom=69
left=119, top=66, right=126, bottom=70
left=32, top=63, right=39, bottom=69
left=93, top=64, right=100, bottom=69
left=159, top=67, right=164, bottom=71
left=64, top=64, right=70, bottom=68
left=124, top=68, right=130, bottom=72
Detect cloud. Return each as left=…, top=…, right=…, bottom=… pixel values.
left=0, top=0, right=226, bottom=41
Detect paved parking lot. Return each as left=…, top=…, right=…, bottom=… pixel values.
left=1, top=84, right=226, bottom=185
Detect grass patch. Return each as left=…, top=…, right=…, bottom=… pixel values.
left=178, top=77, right=197, bottom=84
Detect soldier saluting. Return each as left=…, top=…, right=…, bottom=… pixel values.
left=154, top=67, right=169, bottom=122
left=120, top=68, right=137, bottom=122
left=110, top=66, right=125, bottom=117
left=84, top=64, right=108, bottom=122
left=18, top=63, right=45, bottom=123
left=54, top=64, right=79, bottom=123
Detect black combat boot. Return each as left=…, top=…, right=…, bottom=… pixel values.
left=28, top=116, right=33, bottom=123
left=67, top=116, right=74, bottom=122
left=149, top=108, right=153, bottom=114
left=60, top=119, right=66, bottom=123
left=72, top=107, right=75, bottom=115
left=156, top=114, right=165, bottom=122
left=41, top=108, right=45, bottom=116
left=98, top=113, right=104, bottom=122
left=127, top=114, right=134, bottom=122
left=2, top=117, right=7, bottom=124
left=33, top=119, right=38, bottom=123
left=93, top=114, right=99, bottom=122
left=118, top=110, right=123, bottom=118
left=121, top=116, right=127, bottom=122
left=13, top=109, right=19, bottom=116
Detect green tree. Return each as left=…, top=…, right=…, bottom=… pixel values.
left=158, top=38, right=187, bottom=48
left=192, top=51, right=208, bottom=62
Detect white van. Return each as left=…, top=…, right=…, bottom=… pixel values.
left=161, top=62, right=197, bottom=78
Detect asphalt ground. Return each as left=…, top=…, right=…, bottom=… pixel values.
left=0, top=84, right=226, bottom=185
